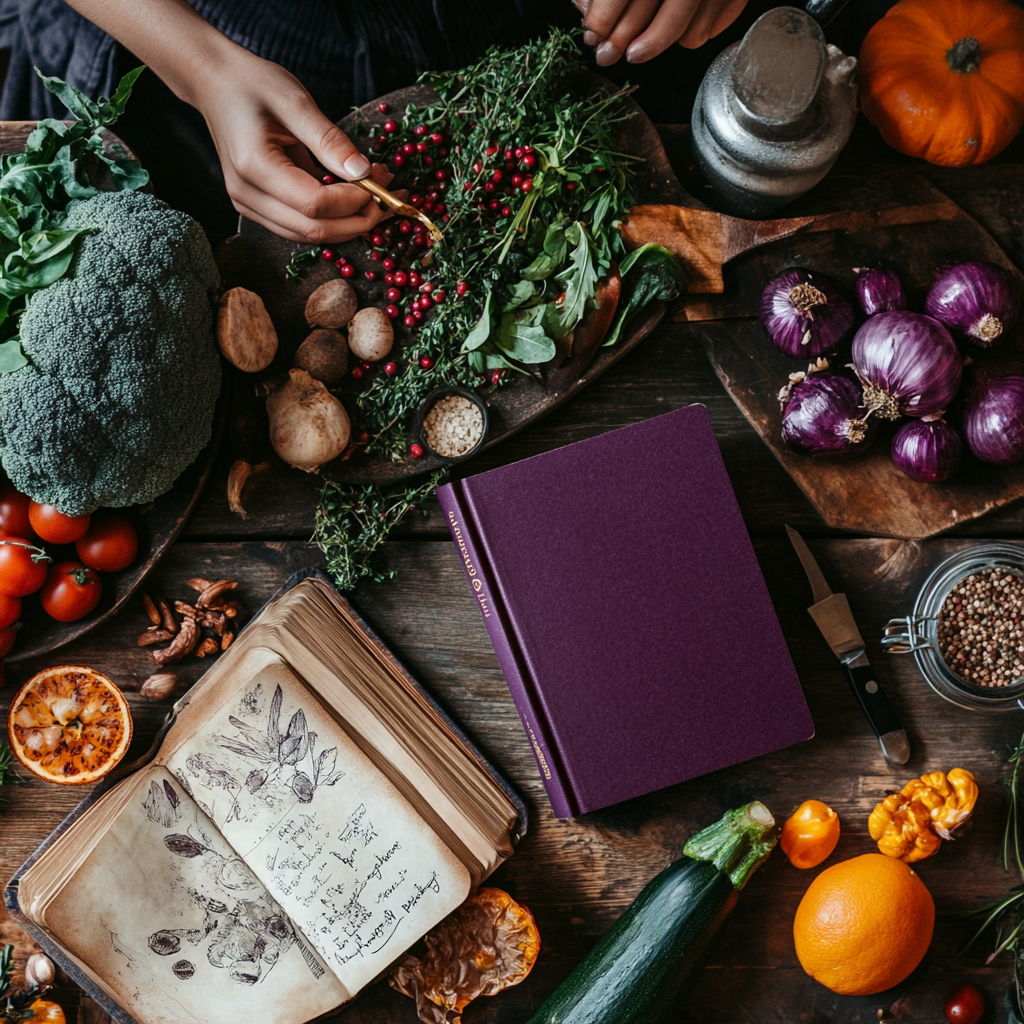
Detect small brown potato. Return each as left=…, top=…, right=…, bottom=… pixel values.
left=217, top=287, right=278, bottom=373
left=295, top=329, right=348, bottom=385
left=305, top=279, right=358, bottom=329
left=348, top=307, right=394, bottom=362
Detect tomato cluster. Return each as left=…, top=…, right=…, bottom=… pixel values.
left=0, top=483, right=139, bottom=656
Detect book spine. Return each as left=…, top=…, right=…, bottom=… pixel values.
left=437, top=480, right=578, bottom=818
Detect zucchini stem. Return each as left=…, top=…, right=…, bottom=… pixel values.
left=683, top=801, right=778, bottom=890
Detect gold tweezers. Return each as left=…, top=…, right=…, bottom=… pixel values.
left=353, top=177, right=443, bottom=245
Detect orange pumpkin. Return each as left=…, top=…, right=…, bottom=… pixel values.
left=859, top=0, right=1024, bottom=166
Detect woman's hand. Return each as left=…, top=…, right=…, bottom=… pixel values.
left=194, top=51, right=393, bottom=243
left=577, top=0, right=747, bottom=65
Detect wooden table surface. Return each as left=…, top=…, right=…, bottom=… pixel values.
left=4, top=123, right=1024, bottom=1024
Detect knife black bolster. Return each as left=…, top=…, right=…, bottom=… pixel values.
left=846, top=663, right=904, bottom=738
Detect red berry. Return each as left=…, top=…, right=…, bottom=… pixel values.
left=340, top=264, right=355, bottom=278
left=473, top=161, right=483, bottom=175
left=384, top=361, right=398, bottom=376
left=385, top=304, right=399, bottom=318
left=393, top=153, right=405, bottom=167
left=393, top=270, right=408, bottom=287
left=321, top=248, right=335, bottom=261
left=413, top=309, right=424, bottom=321
left=364, top=270, right=377, bottom=280
left=500, top=205, right=512, bottom=217
left=357, top=432, right=370, bottom=443
left=378, top=102, right=389, bottom=113
left=945, top=985, right=984, bottom=1024
left=434, top=202, right=446, bottom=215
left=410, top=443, right=424, bottom=458
left=416, top=141, right=428, bottom=153
left=434, top=169, right=447, bottom=180
left=433, top=289, right=446, bottom=304
left=512, top=174, right=523, bottom=187
left=484, top=182, right=495, bottom=193
left=384, top=273, right=395, bottom=285
left=485, top=144, right=498, bottom=157
left=521, top=177, right=534, bottom=192
left=361, top=361, right=372, bottom=370
left=419, top=356, right=434, bottom=369
left=398, top=220, right=413, bottom=235
left=383, top=120, right=398, bottom=133
left=322, top=174, right=336, bottom=185
left=456, top=281, right=468, bottom=296
left=514, top=147, right=524, bottom=159
left=382, top=257, right=395, bottom=271
left=521, top=153, right=536, bottom=168
left=413, top=124, right=427, bottom=136
left=401, top=142, right=414, bottom=156
left=408, top=270, right=422, bottom=287
left=488, top=199, right=500, bottom=210
left=373, top=138, right=386, bottom=152
left=463, top=181, right=474, bottom=191
left=369, top=250, right=382, bottom=261
left=430, top=133, right=444, bottom=145
left=370, top=233, right=385, bottom=247
left=387, top=287, right=402, bottom=302
left=411, top=298, right=422, bottom=311
left=403, top=314, right=416, bottom=327
left=491, top=169, right=503, bottom=183
left=566, top=181, right=577, bottom=191
left=350, top=366, right=363, bottom=380
left=443, top=213, right=450, bottom=222
left=504, top=148, right=515, bottom=161
left=420, top=280, right=433, bottom=293
left=424, top=156, right=434, bottom=166
left=491, top=369, right=503, bottom=384
left=506, top=160, right=516, bottom=171
left=523, top=145, right=534, bottom=154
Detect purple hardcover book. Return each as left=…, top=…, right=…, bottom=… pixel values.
left=437, top=404, right=813, bottom=817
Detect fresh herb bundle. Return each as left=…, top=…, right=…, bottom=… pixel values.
left=0, top=67, right=148, bottom=371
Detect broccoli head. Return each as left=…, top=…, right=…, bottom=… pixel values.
left=0, top=189, right=222, bottom=515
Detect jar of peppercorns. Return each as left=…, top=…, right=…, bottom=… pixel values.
left=882, top=543, right=1024, bottom=712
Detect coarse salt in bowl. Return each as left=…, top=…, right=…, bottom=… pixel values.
left=415, top=387, right=489, bottom=463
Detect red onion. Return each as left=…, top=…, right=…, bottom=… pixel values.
left=963, top=374, right=1024, bottom=465
left=760, top=268, right=854, bottom=359
left=891, top=415, right=961, bottom=482
left=924, top=260, right=1021, bottom=348
left=779, top=365, right=876, bottom=456
left=855, top=267, right=906, bottom=318
left=851, top=311, right=962, bottom=420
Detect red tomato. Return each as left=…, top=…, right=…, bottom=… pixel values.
left=29, top=503, right=90, bottom=545
left=0, top=624, right=18, bottom=658
left=40, top=561, right=102, bottom=622
left=0, top=593, right=21, bottom=630
left=75, top=513, right=138, bottom=572
left=945, top=985, right=984, bottom=1024
left=0, top=484, right=33, bottom=538
left=0, top=537, right=49, bottom=596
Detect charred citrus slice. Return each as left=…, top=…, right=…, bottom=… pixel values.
left=390, top=887, right=540, bottom=1019
left=8, top=666, right=132, bottom=784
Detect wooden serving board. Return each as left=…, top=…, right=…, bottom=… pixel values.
left=0, top=123, right=226, bottom=661
left=216, top=78, right=819, bottom=487
left=670, top=168, right=1024, bottom=539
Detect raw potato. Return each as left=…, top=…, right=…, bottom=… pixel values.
left=305, top=278, right=358, bottom=329
left=217, top=287, right=279, bottom=373
left=296, top=328, right=348, bottom=385
left=348, top=307, right=394, bottom=362
left=266, top=368, right=350, bottom=473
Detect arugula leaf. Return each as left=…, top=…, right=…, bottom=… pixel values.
left=503, top=279, right=536, bottom=311
left=494, top=311, right=556, bottom=364
left=556, top=221, right=598, bottom=330
left=460, top=289, right=494, bottom=352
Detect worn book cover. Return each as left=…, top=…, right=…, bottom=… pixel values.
left=437, top=403, right=814, bottom=818
left=6, top=572, right=525, bottom=1024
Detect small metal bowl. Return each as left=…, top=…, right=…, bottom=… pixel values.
left=882, top=542, right=1024, bottom=712
left=414, top=386, right=489, bottom=464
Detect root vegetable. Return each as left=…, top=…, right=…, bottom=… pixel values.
left=306, top=279, right=358, bottom=329
left=217, top=287, right=279, bottom=372
left=348, top=307, right=394, bottom=362
left=266, top=368, right=351, bottom=472
left=296, top=328, right=348, bottom=385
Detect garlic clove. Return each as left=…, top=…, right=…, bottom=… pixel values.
left=25, top=952, right=56, bottom=990
left=140, top=673, right=177, bottom=699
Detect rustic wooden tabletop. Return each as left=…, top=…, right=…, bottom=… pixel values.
left=4, top=123, right=1024, bottom=1024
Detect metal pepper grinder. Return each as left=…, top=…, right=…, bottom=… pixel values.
left=691, top=6, right=858, bottom=218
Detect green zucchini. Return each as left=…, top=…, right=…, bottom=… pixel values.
left=527, top=801, right=777, bottom=1024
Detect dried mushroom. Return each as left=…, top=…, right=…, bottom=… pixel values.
left=139, top=579, right=242, bottom=665
left=390, top=888, right=540, bottom=1024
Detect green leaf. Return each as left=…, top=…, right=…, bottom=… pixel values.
left=460, top=289, right=494, bottom=352
left=521, top=252, right=558, bottom=281
left=555, top=221, right=597, bottom=330
left=0, top=338, right=27, bottom=373
left=494, top=314, right=556, bottom=363
left=543, top=221, right=567, bottom=259
left=503, top=279, right=536, bottom=311
left=108, top=66, right=147, bottom=119
left=603, top=244, right=686, bottom=348
left=36, top=70, right=100, bottom=124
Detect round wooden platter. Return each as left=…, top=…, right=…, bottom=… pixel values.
left=215, top=77, right=686, bottom=487
left=0, top=122, right=227, bottom=662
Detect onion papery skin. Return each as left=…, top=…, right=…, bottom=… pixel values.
left=891, top=418, right=962, bottom=482
left=856, top=267, right=907, bottom=318
left=964, top=374, right=1024, bottom=465
left=760, top=268, right=855, bottom=359
left=924, top=260, right=1021, bottom=348
left=781, top=373, right=877, bottom=457
left=851, top=311, right=962, bottom=420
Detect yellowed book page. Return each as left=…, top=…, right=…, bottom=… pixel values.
left=43, top=768, right=346, bottom=1024
left=164, top=652, right=471, bottom=993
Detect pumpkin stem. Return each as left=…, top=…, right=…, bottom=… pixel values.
left=947, top=37, right=982, bottom=75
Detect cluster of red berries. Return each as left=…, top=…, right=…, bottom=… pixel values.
left=464, top=143, right=538, bottom=227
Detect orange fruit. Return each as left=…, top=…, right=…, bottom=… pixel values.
left=794, top=853, right=934, bottom=995
left=8, top=666, right=132, bottom=784
left=28, top=1000, right=66, bottom=1024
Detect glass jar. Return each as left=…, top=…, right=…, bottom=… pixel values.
left=882, top=542, right=1024, bottom=712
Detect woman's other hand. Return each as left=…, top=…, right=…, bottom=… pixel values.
left=196, top=51, right=392, bottom=243
left=575, top=0, right=747, bottom=65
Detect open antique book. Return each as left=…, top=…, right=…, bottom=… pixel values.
left=8, top=573, right=523, bottom=1024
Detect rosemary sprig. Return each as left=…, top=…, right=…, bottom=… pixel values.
left=315, top=472, right=446, bottom=591
left=1006, top=730, right=1024, bottom=878
left=0, top=744, right=19, bottom=793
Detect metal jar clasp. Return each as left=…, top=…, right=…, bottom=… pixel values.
left=881, top=616, right=931, bottom=655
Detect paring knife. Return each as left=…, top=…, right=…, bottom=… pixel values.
left=786, top=526, right=910, bottom=765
